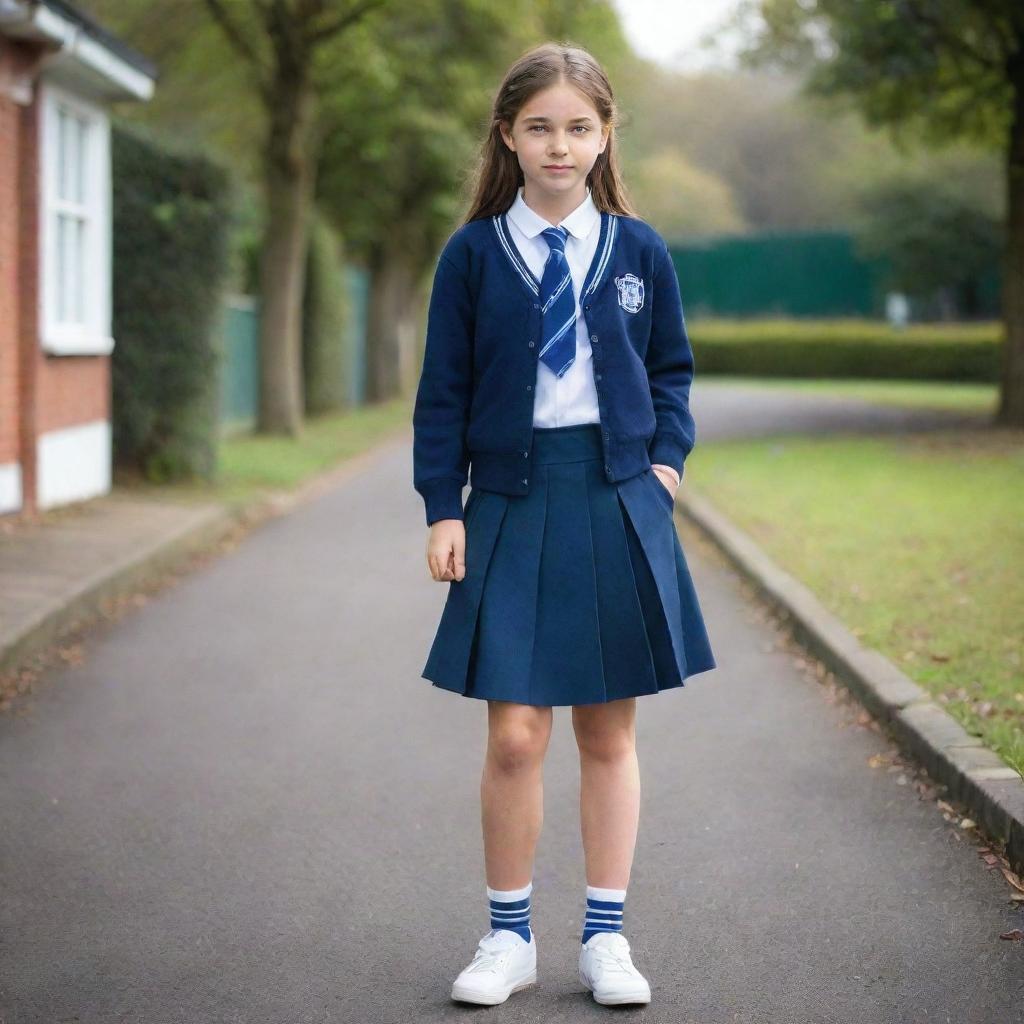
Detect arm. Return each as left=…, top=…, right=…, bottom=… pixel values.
left=413, top=246, right=475, bottom=527
left=646, top=240, right=696, bottom=482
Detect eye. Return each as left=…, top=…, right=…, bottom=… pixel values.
left=572, top=125, right=590, bottom=133
left=528, top=125, right=547, bottom=132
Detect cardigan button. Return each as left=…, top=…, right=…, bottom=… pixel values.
left=605, top=465, right=612, bottom=476
left=595, top=374, right=602, bottom=381
left=523, top=451, right=529, bottom=458
left=522, top=478, right=528, bottom=485
left=591, top=334, right=598, bottom=343
left=528, top=341, right=534, bottom=347
left=533, top=303, right=540, bottom=309
left=526, top=384, right=532, bottom=391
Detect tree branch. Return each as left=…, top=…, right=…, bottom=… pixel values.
left=203, top=0, right=263, bottom=67
left=306, top=0, right=384, bottom=45
left=897, top=0, right=1004, bottom=73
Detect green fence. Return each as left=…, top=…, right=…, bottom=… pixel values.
left=218, top=264, right=370, bottom=435
left=669, top=230, right=887, bottom=319
left=218, top=295, right=260, bottom=435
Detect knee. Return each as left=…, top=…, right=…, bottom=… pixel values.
left=487, top=725, right=545, bottom=774
left=575, top=726, right=635, bottom=764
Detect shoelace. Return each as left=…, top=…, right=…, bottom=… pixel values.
left=587, top=940, right=637, bottom=975
left=464, top=930, right=520, bottom=974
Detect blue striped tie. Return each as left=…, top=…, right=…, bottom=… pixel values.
left=538, top=225, right=578, bottom=378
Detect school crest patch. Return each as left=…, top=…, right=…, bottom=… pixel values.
left=614, top=273, right=644, bottom=314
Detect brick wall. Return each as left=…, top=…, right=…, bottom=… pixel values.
left=1, top=36, right=113, bottom=515
left=0, top=36, right=27, bottom=471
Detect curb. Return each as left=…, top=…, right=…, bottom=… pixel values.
left=0, top=430, right=408, bottom=683
left=677, top=487, right=1024, bottom=876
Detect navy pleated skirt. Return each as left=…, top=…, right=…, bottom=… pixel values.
left=422, top=423, right=717, bottom=706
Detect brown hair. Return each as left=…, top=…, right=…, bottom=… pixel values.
left=461, top=42, right=637, bottom=224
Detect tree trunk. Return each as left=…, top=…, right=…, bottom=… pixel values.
left=997, top=52, right=1024, bottom=428
left=365, top=247, right=421, bottom=402
left=257, top=78, right=317, bottom=435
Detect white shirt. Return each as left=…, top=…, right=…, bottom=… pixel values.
left=505, top=185, right=601, bottom=428
left=504, top=186, right=680, bottom=487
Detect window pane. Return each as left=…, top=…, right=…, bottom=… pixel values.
left=74, top=216, right=85, bottom=321
left=56, top=213, right=66, bottom=321
left=74, top=116, right=87, bottom=204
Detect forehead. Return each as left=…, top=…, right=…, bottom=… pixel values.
left=516, top=82, right=601, bottom=123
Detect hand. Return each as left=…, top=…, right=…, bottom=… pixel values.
left=426, top=519, right=466, bottom=582
left=651, top=464, right=678, bottom=500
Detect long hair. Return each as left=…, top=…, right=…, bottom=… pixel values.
left=461, top=42, right=637, bottom=224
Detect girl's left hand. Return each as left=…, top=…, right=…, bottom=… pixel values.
left=651, top=465, right=678, bottom=500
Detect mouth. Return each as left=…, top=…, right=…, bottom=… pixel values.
left=543, top=165, right=573, bottom=172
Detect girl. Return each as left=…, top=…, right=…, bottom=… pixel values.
left=412, top=41, right=717, bottom=1007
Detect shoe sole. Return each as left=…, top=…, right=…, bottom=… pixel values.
left=579, top=968, right=651, bottom=1005
left=451, top=968, right=538, bottom=1005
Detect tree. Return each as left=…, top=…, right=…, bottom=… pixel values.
left=853, top=164, right=1002, bottom=319
left=732, top=0, right=1024, bottom=426
left=202, top=0, right=384, bottom=436
left=315, top=0, right=631, bottom=402
left=627, top=147, right=746, bottom=241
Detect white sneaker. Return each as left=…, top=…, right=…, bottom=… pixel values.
left=579, top=931, right=652, bottom=1005
left=450, top=928, right=537, bottom=1005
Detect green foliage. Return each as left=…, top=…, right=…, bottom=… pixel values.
left=851, top=165, right=1003, bottom=315
left=302, top=212, right=352, bottom=415
left=315, top=0, right=633, bottom=264
left=736, top=0, right=1019, bottom=150
left=691, top=317, right=1002, bottom=382
left=629, top=147, right=745, bottom=238
left=110, top=121, right=234, bottom=481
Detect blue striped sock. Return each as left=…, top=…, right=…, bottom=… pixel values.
left=582, top=884, right=626, bottom=944
left=487, top=881, right=533, bottom=943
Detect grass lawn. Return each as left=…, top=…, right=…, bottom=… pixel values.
left=688, top=424, right=1024, bottom=777
left=114, top=397, right=413, bottom=508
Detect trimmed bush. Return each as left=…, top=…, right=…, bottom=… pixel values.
left=689, top=318, right=1002, bottom=382
left=110, top=120, right=233, bottom=481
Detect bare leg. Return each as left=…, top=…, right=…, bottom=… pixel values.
left=481, top=700, right=554, bottom=889
left=572, top=698, right=640, bottom=888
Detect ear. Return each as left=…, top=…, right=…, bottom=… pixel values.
left=599, top=125, right=609, bottom=154
left=498, top=119, right=516, bottom=153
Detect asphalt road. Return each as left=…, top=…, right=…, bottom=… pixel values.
left=0, top=386, right=1019, bottom=1023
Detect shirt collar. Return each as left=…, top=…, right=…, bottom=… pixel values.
left=507, top=185, right=600, bottom=241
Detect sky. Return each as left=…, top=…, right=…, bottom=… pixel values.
left=610, top=0, right=748, bottom=72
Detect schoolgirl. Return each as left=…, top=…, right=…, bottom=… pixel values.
left=412, top=41, right=717, bottom=1007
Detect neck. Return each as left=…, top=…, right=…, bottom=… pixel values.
left=521, top=180, right=588, bottom=227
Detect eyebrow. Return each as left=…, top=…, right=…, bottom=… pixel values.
left=522, top=115, right=595, bottom=124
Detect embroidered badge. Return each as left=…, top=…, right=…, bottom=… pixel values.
left=614, top=273, right=644, bottom=314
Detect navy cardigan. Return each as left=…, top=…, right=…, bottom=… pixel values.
left=413, top=209, right=697, bottom=527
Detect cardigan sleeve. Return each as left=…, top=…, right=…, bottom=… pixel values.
left=645, top=240, right=696, bottom=480
left=413, top=246, right=475, bottom=527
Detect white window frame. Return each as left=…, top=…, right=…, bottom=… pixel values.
left=39, top=80, right=114, bottom=356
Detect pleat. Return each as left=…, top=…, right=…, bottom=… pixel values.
left=588, top=461, right=661, bottom=702
left=673, top=535, right=717, bottom=676
left=526, top=461, right=606, bottom=705
left=465, top=473, right=548, bottom=703
left=615, top=471, right=689, bottom=686
left=421, top=487, right=508, bottom=696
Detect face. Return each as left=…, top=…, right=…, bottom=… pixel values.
left=500, top=79, right=609, bottom=200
